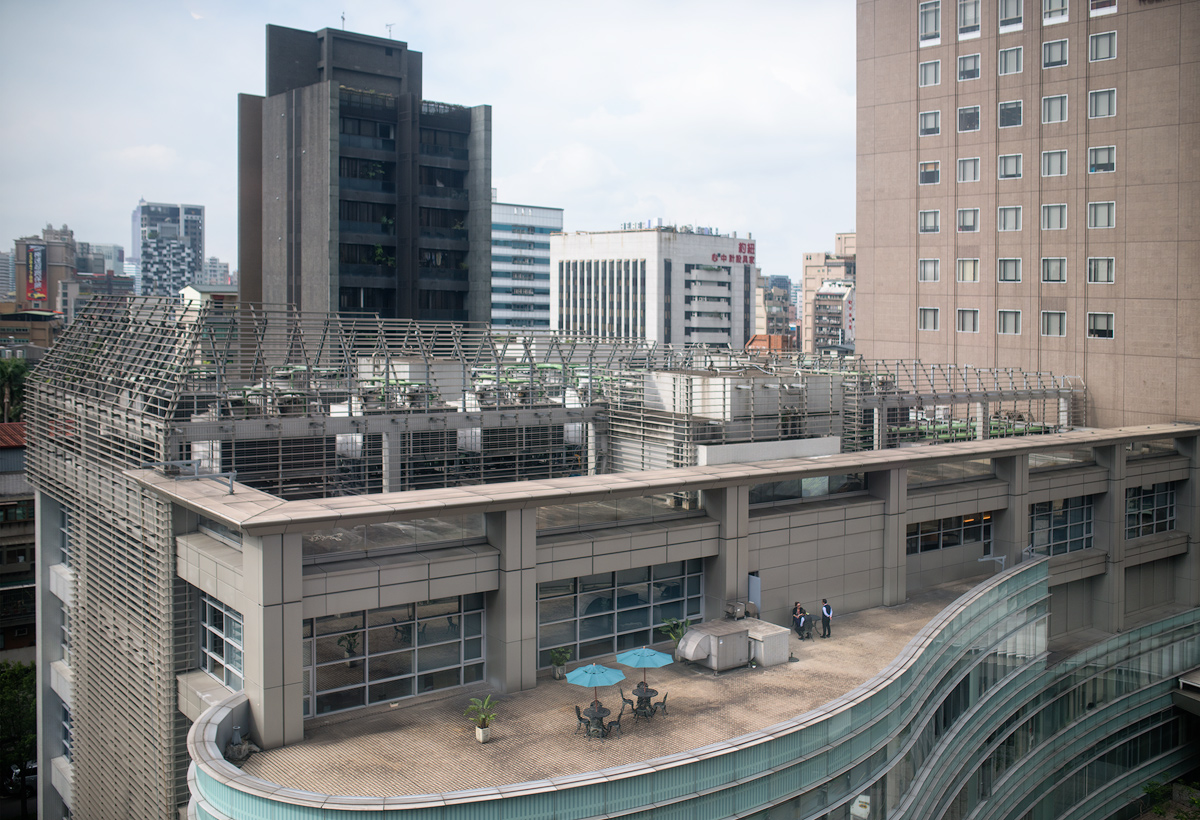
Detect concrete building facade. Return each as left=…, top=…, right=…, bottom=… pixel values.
left=552, top=226, right=758, bottom=348
left=28, top=297, right=1197, bottom=819
left=491, top=200, right=561, bottom=328
left=855, top=0, right=1200, bottom=427
left=237, top=25, right=492, bottom=322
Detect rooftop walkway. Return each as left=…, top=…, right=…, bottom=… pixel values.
left=240, top=580, right=977, bottom=797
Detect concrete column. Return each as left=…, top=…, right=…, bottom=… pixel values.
left=1091, top=445, right=1127, bottom=632
left=867, top=467, right=907, bottom=606
left=993, top=454, right=1030, bottom=570
left=381, top=429, right=406, bottom=492
left=973, top=402, right=988, bottom=440
left=484, top=508, right=539, bottom=693
left=700, top=485, right=750, bottom=618
left=1172, top=436, right=1200, bottom=607
left=240, top=531, right=305, bottom=749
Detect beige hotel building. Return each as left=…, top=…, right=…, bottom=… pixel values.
left=855, top=0, right=1199, bottom=428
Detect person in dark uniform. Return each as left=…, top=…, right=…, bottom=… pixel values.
left=792, top=602, right=804, bottom=639
left=821, top=599, right=832, bottom=638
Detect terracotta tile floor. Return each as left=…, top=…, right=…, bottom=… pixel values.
left=241, top=581, right=973, bottom=797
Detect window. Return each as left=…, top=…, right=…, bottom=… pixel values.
left=1041, top=257, right=1067, bottom=282
left=1087, top=312, right=1115, bottom=338
left=1042, top=94, right=1068, bottom=123
left=959, top=54, right=981, bottom=80
left=1089, top=89, right=1116, bottom=118
left=918, top=259, right=941, bottom=282
left=1030, top=497, right=1094, bottom=556
left=958, top=157, right=980, bottom=182
left=956, top=309, right=979, bottom=332
left=1043, top=39, right=1068, bottom=67
left=999, top=47, right=1023, bottom=75
left=1043, top=0, right=1068, bottom=23
left=1091, top=0, right=1117, bottom=15
left=920, top=60, right=941, bottom=86
left=1089, top=146, right=1115, bottom=173
left=200, top=593, right=244, bottom=692
left=304, top=595, right=488, bottom=715
left=957, top=209, right=979, bottom=233
left=1041, top=310, right=1066, bottom=336
left=1042, top=204, right=1067, bottom=230
left=998, top=206, right=1022, bottom=231
left=907, top=513, right=993, bottom=555
left=919, top=210, right=941, bottom=233
left=1090, top=31, right=1116, bottom=61
left=999, top=100, right=1023, bottom=127
left=1089, top=201, right=1116, bottom=228
left=918, top=307, right=940, bottom=331
left=999, top=0, right=1022, bottom=27
left=958, top=105, right=980, bottom=132
left=959, top=0, right=981, bottom=34
left=957, top=258, right=980, bottom=282
left=919, top=161, right=941, bottom=184
left=920, top=110, right=941, bottom=136
left=1125, top=483, right=1175, bottom=539
left=998, top=310, right=1022, bottom=334
left=920, top=1, right=941, bottom=42
left=1042, top=150, right=1067, bottom=176
left=998, top=154, right=1022, bottom=179
left=998, top=258, right=1022, bottom=282
left=1088, top=257, right=1115, bottom=284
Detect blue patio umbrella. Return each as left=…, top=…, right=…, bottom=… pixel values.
left=565, top=663, right=626, bottom=704
left=615, top=646, right=674, bottom=684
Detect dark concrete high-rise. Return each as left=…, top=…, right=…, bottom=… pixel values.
left=238, top=25, right=492, bottom=321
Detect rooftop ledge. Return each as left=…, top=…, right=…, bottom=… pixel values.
left=137, top=423, right=1200, bottom=537
left=191, top=578, right=983, bottom=803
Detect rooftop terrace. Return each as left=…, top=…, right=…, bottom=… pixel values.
left=238, top=580, right=975, bottom=797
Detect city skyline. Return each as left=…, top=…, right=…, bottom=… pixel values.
left=0, top=1, right=856, bottom=278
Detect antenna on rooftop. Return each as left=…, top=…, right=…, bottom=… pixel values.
left=386, top=23, right=394, bottom=39
left=341, top=11, right=345, bottom=29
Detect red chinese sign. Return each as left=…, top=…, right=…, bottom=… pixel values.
left=711, top=242, right=756, bottom=265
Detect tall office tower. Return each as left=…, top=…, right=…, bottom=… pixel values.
left=490, top=199, right=561, bottom=328
left=800, top=233, right=856, bottom=354
left=238, top=25, right=493, bottom=321
left=856, top=0, right=1198, bottom=427
left=551, top=225, right=758, bottom=348
left=0, top=250, right=14, bottom=297
left=134, top=200, right=205, bottom=295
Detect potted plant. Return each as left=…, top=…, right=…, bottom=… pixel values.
left=662, top=617, right=692, bottom=661
left=464, top=694, right=497, bottom=743
left=549, top=647, right=573, bottom=680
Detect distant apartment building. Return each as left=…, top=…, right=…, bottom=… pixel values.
left=812, top=280, right=856, bottom=354
left=202, top=256, right=232, bottom=286
left=753, top=273, right=792, bottom=339
left=238, top=25, right=492, bottom=321
left=134, top=200, right=205, bottom=296
left=551, top=225, right=757, bottom=348
left=491, top=200, right=561, bottom=328
left=856, top=0, right=1198, bottom=427
left=800, top=232, right=855, bottom=354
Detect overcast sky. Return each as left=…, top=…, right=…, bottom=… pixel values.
left=0, top=1, right=856, bottom=280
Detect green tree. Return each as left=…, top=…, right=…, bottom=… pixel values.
left=0, top=358, right=28, bottom=422
left=0, top=661, right=36, bottom=772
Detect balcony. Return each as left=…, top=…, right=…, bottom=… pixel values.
left=340, top=134, right=396, bottom=152
left=339, top=220, right=393, bottom=237
left=339, top=263, right=394, bottom=279
left=420, top=227, right=468, bottom=242
left=420, top=185, right=469, bottom=202
left=340, top=178, right=396, bottom=194
left=419, top=144, right=469, bottom=162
